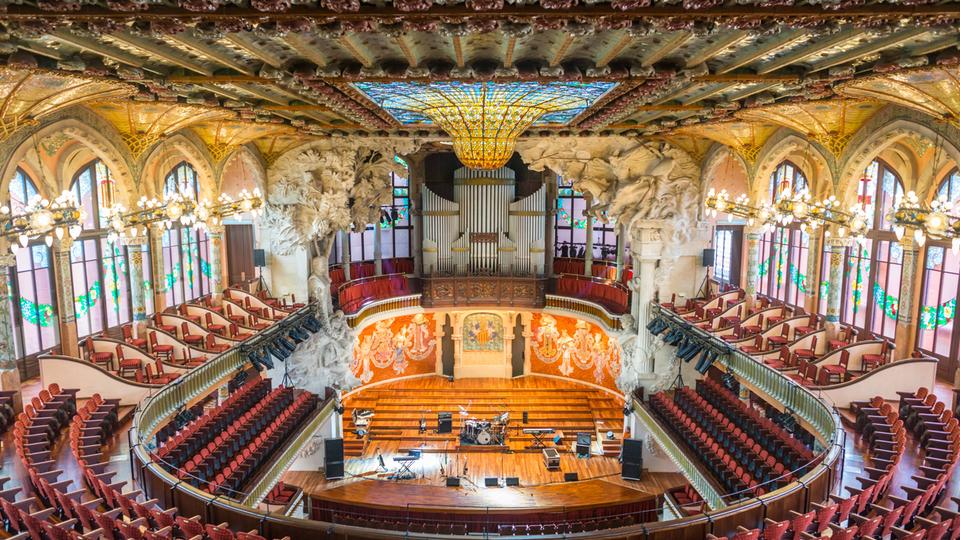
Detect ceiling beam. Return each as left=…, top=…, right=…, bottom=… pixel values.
left=550, top=35, right=576, bottom=67
left=756, top=28, right=864, bottom=74
left=680, top=82, right=737, bottom=105
left=51, top=30, right=148, bottom=69
left=260, top=104, right=336, bottom=112
left=807, top=28, right=930, bottom=73
left=14, top=39, right=61, bottom=60
left=338, top=35, right=374, bottom=68
left=110, top=31, right=213, bottom=75
left=641, top=31, right=692, bottom=67
left=280, top=33, right=329, bottom=68
left=394, top=35, right=419, bottom=68
left=907, top=32, right=959, bottom=56
left=503, top=36, right=517, bottom=67
left=596, top=32, right=633, bottom=68
left=713, top=30, right=809, bottom=74
left=165, top=32, right=254, bottom=75
left=684, top=30, right=749, bottom=68
left=452, top=35, right=465, bottom=68
left=224, top=34, right=284, bottom=69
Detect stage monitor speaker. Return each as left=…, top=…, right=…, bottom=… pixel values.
left=576, top=432, right=591, bottom=456
left=253, top=249, right=266, bottom=268
left=438, top=412, right=453, bottom=434
left=505, top=477, right=520, bottom=486
left=522, top=411, right=528, bottom=424
left=564, top=472, right=579, bottom=482
left=702, top=248, right=715, bottom=267
left=623, top=438, right=643, bottom=465
left=324, top=439, right=344, bottom=480
left=622, top=462, right=642, bottom=481
left=484, top=477, right=499, bottom=487
left=446, top=477, right=461, bottom=487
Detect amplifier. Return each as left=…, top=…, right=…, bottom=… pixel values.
left=438, top=412, right=453, bottom=434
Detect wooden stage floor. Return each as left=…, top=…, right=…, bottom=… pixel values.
left=282, top=376, right=687, bottom=512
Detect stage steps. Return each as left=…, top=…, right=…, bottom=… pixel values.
left=343, top=380, right=625, bottom=456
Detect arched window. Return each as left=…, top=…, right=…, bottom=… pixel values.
left=7, top=169, right=58, bottom=364
left=161, top=162, right=210, bottom=304
left=758, top=162, right=811, bottom=308
left=769, top=160, right=808, bottom=202
left=554, top=176, right=619, bottom=266
left=164, top=161, right=199, bottom=200
left=832, top=159, right=904, bottom=340
left=918, top=167, right=960, bottom=377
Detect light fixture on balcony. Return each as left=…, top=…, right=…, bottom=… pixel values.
left=704, top=189, right=771, bottom=227
left=892, top=190, right=960, bottom=251
left=0, top=191, right=82, bottom=251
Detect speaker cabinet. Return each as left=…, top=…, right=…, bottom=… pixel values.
left=437, top=412, right=452, bottom=434
left=505, top=477, right=520, bottom=486
left=522, top=411, right=528, bottom=424
left=324, top=438, right=344, bottom=480
left=576, top=432, right=591, bottom=456
left=622, top=438, right=643, bottom=480
left=702, top=248, right=715, bottom=267
left=446, top=477, right=461, bottom=487
left=484, top=477, right=499, bottom=487
left=621, top=462, right=642, bottom=481
left=564, top=472, right=579, bottom=482
left=253, top=249, right=266, bottom=268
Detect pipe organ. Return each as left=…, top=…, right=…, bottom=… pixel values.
left=422, top=167, right=546, bottom=275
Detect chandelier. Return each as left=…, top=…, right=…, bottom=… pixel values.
left=0, top=191, right=82, bottom=249
left=892, top=190, right=960, bottom=251
left=102, top=188, right=262, bottom=244
left=705, top=187, right=870, bottom=241
left=354, top=82, right=613, bottom=170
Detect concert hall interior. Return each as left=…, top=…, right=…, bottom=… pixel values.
left=6, top=3, right=960, bottom=540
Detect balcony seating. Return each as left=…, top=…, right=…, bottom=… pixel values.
left=121, top=323, right=148, bottom=350
left=148, top=332, right=173, bottom=362
left=763, top=346, right=792, bottom=369
left=741, top=335, right=764, bottom=354
left=154, top=313, right=176, bottom=334
left=820, top=350, right=850, bottom=383
left=116, top=344, right=141, bottom=380
left=792, top=335, right=818, bottom=363
left=861, top=339, right=891, bottom=371
left=205, top=333, right=231, bottom=353
left=337, top=274, right=417, bottom=314
left=83, top=337, right=113, bottom=371
left=794, top=314, right=820, bottom=336
left=146, top=359, right=179, bottom=385
left=229, top=323, right=253, bottom=340
left=181, top=322, right=204, bottom=346
left=766, top=325, right=791, bottom=348
left=206, top=312, right=226, bottom=335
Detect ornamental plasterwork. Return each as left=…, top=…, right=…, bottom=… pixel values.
left=516, top=136, right=699, bottom=249
left=753, top=132, right=836, bottom=199
left=285, top=311, right=360, bottom=398
left=263, top=137, right=420, bottom=255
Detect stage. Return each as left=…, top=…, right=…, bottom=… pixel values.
left=282, top=376, right=687, bottom=521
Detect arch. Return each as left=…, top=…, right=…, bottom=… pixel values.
left=753, top=131, right=835, bottom=201
left=0, top=114, right=135, bottom=206
left=219, top=144, right=267, bottom=195
left=700, top=144, right=750, bottom=197
left=839, top=116, right=960, bottom=204
left=140, top=132, right=217, bottom=202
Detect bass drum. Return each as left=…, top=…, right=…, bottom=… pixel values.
left=476, top=429, right=493, bottom=445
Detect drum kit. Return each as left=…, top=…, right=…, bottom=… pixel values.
left=460, top=412, right=508, bottom=446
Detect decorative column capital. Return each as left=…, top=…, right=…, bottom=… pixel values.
left=0, top=253, right=16, bottom=268
left=122, top=235, right=148, bottom=247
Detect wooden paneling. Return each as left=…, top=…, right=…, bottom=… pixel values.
left=225, top=224, right=255, bottom=286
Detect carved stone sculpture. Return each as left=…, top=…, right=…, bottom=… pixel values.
left=285, top=311, right=360, bottom=396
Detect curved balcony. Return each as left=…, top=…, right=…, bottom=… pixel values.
left=336, top=273, right=421, bottom=314
left=553, top=257, right=633, bottom=283
left=329, top=257, right=415, bottom=289
left=550, top=274, right=630, bottom=315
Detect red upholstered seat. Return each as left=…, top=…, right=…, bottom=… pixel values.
left=84, top=337, right=114, bottom=371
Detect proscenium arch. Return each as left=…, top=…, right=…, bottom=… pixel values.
left=139, top=132, right=217, bottom=202
left=0, top=115, right=135, bottom=206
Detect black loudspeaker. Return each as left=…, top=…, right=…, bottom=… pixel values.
left=253, top=249, right=266, bottom=268
left=505, top=477, right=520, bottom=486
left=438, top=412, right=452, bottom=434
left=446, top=477, right=461, bottom=487
left=324, top=439, right=344, bottom=480
left=576, top=432, right=591, bottom=456
left=522, top=411, right=528, bottom=424
left=622, top=438, right=643, bottom=481
left=484, top=477, right=499, bottom=487
left=702, top=248, right=715, bottom=267
left=564, top=472, right=579, bottom=482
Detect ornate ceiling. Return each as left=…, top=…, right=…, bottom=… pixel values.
left=1, top=3, right=960, bottom=160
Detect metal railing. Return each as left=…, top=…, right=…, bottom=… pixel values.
left=344, top=294, right=423, bottom=328
left=545, top=294, right=624, bottom=331
left=632, top=400, right=726, bottom=510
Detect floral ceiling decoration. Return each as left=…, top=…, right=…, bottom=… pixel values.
left=353, top=81, right=616, bottom=168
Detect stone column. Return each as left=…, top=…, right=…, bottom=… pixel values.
left=825, top=236, right=851, bottom=341
left=373, top=223, right=383, bottom=276
left=149, top=224, right=168, bottom=312
left=52, top=237, right=79, bottom=358
left=615, top=222, right=626, bottom=281
left=584, top=193, right=594, bottom=276
left=0, top=249, right=23, bottom=411
left=341, top=230, right=352, bottom=281
left=125, top=237, right=148, bottom=336
left=743, top=226, right=762, bottom=311
left=895, top=237, right=920, bottom=355
left=544, top=172, right=556, bottom=277
left=629, top=222, right=663, bottom=375
left=408, top=154, right=425, bottom=277
left=206, top=224, right=225, bottom=300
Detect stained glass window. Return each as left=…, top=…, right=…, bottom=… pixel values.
left=554, top=176, right=618, bottom=265
left=769, top=160, right=808, bottom=202
left=164, top=161, right=199, bottom=200
left=713, top=226, right=741, bottom=287
left=8, top=168, right=57, bottom=364
left=759, top=162, right=811, bottom=309
left=162, top=162, right=210, bottom=304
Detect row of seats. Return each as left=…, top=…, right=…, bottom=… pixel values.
left=154, top=377, right=272, bottom=469
left=697, top=377, right=814, bottom=471
left=329, top=258, right=414, bottom=290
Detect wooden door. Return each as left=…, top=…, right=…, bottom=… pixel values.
left=225, top=224, right=255, bottom=287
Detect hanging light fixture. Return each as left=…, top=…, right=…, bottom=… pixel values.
left=0, top=190, right=82, bottom=248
